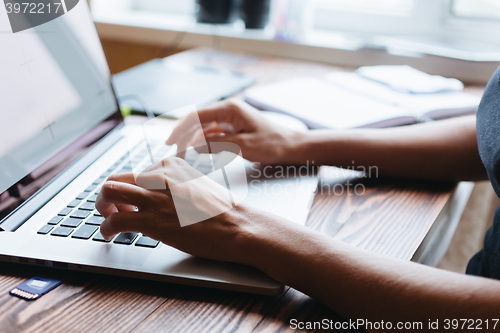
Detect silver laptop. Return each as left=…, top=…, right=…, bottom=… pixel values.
left=0, top=1, right=318, bottom=295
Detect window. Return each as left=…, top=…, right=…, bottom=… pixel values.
left=452, top=0, right=500, bottom=20
left=132, top=0, right=195, bottom=16
left=309, top=0, right=500, bottom=55
left=313, top=0, right=415, bottom=16
left=95, top=0, right=500, bottom=59
left=311, top=0, right=500, bottom=36
left=311, top=0, right=439, bottom=36
left=124, top=0, right=500, bottom=38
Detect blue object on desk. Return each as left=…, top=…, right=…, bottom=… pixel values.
left=10, top=277, right=61, bottom=300
left=112, top=58, right=256, bottom=119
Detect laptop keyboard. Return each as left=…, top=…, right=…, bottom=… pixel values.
left=36, top=139, right=219, bottom=248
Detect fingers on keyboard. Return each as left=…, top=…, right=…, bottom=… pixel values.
left=39, top=147, right=163, bottom=249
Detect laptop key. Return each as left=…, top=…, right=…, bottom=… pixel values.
left=58, top=208, right=72, bottom=216
left=70, top=210, right=91, bottom=219
left=94, top=211, right=103, bottom=217
left=79, top=202, right=95, bottom=211
left=108, top=162, right=120, bottom=171
left=61, top=218, right=83, bottom=228
left=72, top=225, right=98, bottom=240
left=86, top=216, right=105, bottom=226
left=114, top=233, right=138, bottom=245
left=92, top=177, right=106, bottom=185
left=48, top=216, right=63, bottom=225
left=38, top=225, right=54, bottom=235
left=93, top=232, right=111, bottom=243
left=85, top=185, right=96, bottom=192
left=87, top=194, right=98, bottom=203
left=67, top=200, right=81, bottom=208
left=135, top=236, right=160, bottom=248
left=51, top=227, right=73, bottom=237
left=101, top=171, right=112, bottom=178
left=76, top=192, right=89, bottom=200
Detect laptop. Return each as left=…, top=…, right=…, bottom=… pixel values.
left=0, top=1, right=318, bottom=295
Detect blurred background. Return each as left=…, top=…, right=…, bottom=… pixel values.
left=90, top=0, right=500, bottom=84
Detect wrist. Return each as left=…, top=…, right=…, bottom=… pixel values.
left=225, top=204, right=309, bottom=279
left=284, top=129, right=355, bottom=166
left=222, top=204, right=268, bottom=267
left=280, top=129, right=313, bottom=165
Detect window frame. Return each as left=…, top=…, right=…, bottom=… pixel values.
left=131, top=0, right=195, bottom=15
left=311, top=0, right=442, bottom=36
left=94, top=0, right=500, bottom=51
left=445, top=0, right=500, bottom=44
left=122, top=0, right=500, bottom=40
left=311, top=0, right=500, bottom=44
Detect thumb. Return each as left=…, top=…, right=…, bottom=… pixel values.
left=100, top=212, right=149, bottom=241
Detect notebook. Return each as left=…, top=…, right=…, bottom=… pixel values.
left=244, top=70, right=481, bottom=130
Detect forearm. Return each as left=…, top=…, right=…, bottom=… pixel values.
left=238, top=209, right=500, bottom=325
left=285, top=116, right=486, bottom=181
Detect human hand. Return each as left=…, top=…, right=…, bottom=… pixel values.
left=166, top=99, right=301, bottom=165
left=95, top=157, right=258, bottom=262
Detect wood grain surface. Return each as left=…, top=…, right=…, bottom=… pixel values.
left=0, top=50, right=473, bottom=333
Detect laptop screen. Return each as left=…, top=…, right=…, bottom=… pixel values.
left=0, top=1, right=122, bottom=222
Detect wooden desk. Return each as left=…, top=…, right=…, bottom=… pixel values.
left=0, top=50, right=485, bottom=333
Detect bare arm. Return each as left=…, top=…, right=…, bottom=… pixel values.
left=168, top=100, right=487, bottom=182
left=239, top=209, right=500, bottom=327
left=287, top=115, right=486, bottom=181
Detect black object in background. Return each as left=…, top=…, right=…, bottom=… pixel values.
left=241, top=0, right=271, bottom=29
left=196, top=0, right=240, bottom=24
left=113, top=58, right=256, bottom=119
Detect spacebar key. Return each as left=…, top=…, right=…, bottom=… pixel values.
left=113, top=232, right=139, bottom=245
